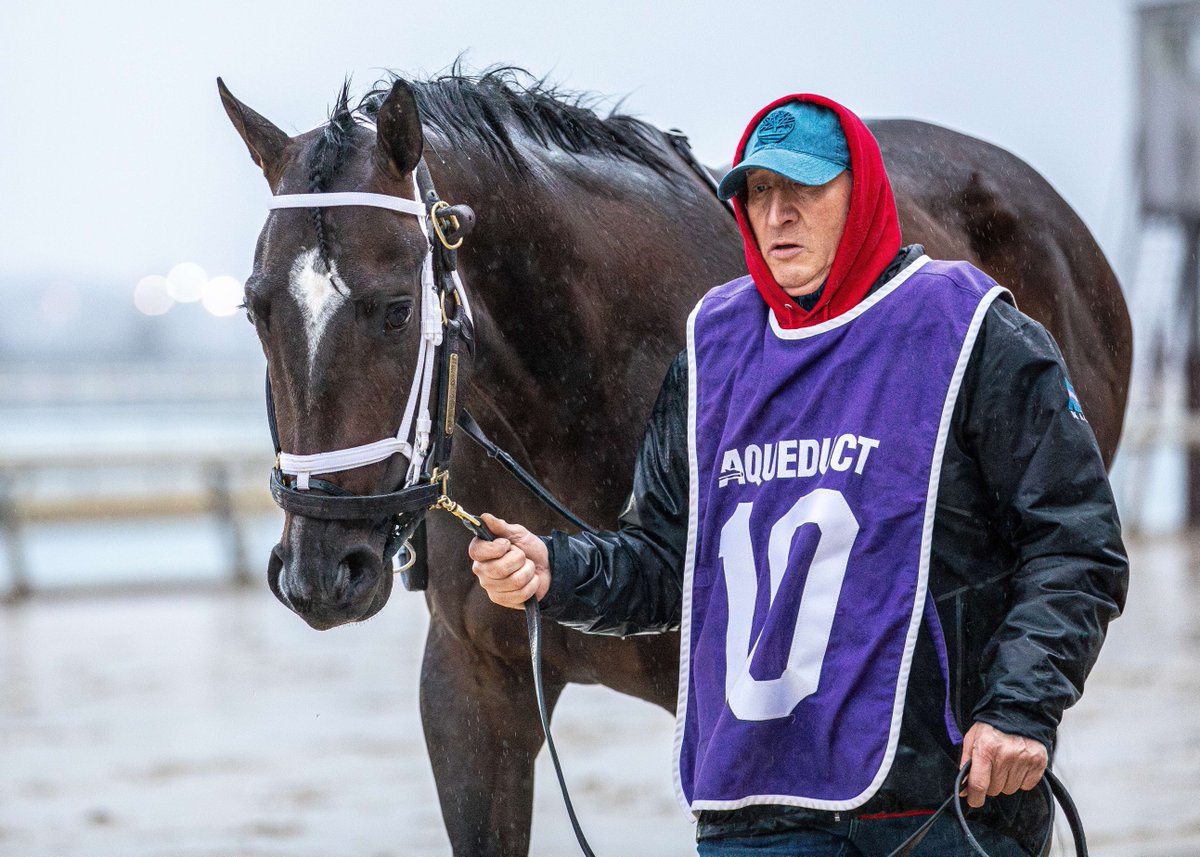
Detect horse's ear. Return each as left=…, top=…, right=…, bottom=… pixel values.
left=217, top=77, right=291, bottom=186
left=374, top=79, right=424, bottom=179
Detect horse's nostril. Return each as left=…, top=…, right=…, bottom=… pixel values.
left=267, top=543, right=291, bottom=604
left=338, top=546, right=379, bottom=591
left=268, top=531, right=389, bottom=628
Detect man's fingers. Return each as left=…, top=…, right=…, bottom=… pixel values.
left=498, top=578, right=540, bottom=607
left=997, top=760, right=1023, bottom=796
left=468, top=536, right=511, bottom=562
left=965, top=751, right=991, bottom=808
left=469, top=539, right=518, bottom=569
left=480, top=561, right=540, bottom=609
left=485, top=559, right=538, bottom=594
left=1020, top=763, right=1045, bottom=793
left=480, top=512, right=526, bottom=542
left=471, top=545, right=527, bottom=580
left=465, top=513, right=548, bottom=610
left=1013, top=745, right=1047, bottom=794
left=999, top=752, right=1038, bottom=795
left=959, top=723, right=1049, bottom=808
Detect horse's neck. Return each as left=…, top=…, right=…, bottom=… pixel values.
left=429, top=152, right=601, bottom=425
left=425, top=140, right=740, bottom=502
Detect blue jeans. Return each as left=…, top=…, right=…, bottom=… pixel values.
left=696, top=812, right=1031, bottom=857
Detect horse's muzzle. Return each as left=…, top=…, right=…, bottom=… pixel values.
left=267, top=523, right=392, bottom=630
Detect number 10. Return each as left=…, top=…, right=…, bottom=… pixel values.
left=718, top=489, right=860, bottom=721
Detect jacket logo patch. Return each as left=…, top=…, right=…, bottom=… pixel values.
left=1066, top=378, right=1086, bottom=422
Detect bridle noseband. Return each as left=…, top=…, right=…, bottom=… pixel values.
left=263, top=159, right=477, bottom=568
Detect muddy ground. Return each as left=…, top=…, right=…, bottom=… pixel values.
left=1, top=535, right=1197, bottom=857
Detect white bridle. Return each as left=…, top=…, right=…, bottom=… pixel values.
left=266, top=177, right=473, bottom=492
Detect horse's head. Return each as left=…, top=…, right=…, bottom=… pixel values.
left=220, top=78, right=432, bottom=630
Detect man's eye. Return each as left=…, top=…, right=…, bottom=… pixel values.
left=384, top=301, right=413, bottom=332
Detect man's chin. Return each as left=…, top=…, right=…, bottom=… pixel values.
left=780, top=278, right=826, bottom=300
left=764, top=258, right=828, bottom=299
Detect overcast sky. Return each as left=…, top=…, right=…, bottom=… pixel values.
left=1, top=0, right=1143, bottom=290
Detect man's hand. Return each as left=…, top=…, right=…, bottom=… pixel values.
left=959, top=722, right=1048, bottom=808
left=468, top=513, right=551, bottom=609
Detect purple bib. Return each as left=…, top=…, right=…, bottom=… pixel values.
left=674, top=257, right=1006, bottom=812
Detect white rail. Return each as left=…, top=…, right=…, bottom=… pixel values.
left=0, top=448, right=276, bottom=600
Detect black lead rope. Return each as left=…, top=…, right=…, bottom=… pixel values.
left=449, top=415, right=605, bottom=855
left=456, top=410, right=599, bottom=536
left=452, top=514, right=598, bottom=857
left=523, top=597, right=598, bottom=857
left=884, top=760, right=1088, bottom=857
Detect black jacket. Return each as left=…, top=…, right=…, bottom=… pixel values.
left=538, top=247, right=1128, bottom=850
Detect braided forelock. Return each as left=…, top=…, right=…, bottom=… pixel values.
left=308, top=80, right=356, bottom=290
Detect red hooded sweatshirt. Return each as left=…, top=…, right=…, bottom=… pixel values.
left=730, top=94, right=902, bottom=329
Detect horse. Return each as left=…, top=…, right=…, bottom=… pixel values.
left=218, top=68, right=1131, bottom=856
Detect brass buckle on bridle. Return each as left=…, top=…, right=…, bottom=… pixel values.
left=430, top=200, right=464, bottom=251
left=428, top=468, right=487, bottom=534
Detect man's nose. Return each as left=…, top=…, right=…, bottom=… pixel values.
left=767, top=195, right=798, bottom=227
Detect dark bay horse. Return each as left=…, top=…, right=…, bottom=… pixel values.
left=219, top=68, right=1130, bottom=856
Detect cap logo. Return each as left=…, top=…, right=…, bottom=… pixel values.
left=754, top=111, right=795, bottom=146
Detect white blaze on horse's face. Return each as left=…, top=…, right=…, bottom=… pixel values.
left=288, top=247, right=346, bottom=380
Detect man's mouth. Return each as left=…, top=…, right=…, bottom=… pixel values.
left=768, top=242, right=804, bottom=260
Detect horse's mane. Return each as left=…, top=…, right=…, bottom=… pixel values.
left=303, top=65, right=682, bottom=281
left=341, top=64, right=677, bottom=178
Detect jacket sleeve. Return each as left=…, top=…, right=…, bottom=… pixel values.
left=537, top=351, right=690, bottom=636
left=963, top=301, right=1129, bottom=748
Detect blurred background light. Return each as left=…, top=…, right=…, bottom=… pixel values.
left=133, top=274, right=174, bottom=316
left=201, top=275, right=244, bottom=317
left=166, top=262, right=207, bottom=303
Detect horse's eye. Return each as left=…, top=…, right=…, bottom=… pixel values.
left=241, top=303, right=257, bottom=326
left=384, top=300, right=414, bottom=332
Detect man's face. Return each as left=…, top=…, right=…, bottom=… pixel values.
left=744, top=168, right=852, bottom=298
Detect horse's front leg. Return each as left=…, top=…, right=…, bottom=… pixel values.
left=420, top=616, right=561, bottom=857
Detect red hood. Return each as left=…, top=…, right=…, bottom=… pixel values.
left=730, top=94, right=901, bottom=329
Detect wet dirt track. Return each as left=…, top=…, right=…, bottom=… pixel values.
left=1, top=535, right=1197, bottom=857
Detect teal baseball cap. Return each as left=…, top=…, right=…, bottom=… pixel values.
left=717, top=101, right=850, bottom=200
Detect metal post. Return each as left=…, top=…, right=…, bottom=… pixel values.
left=206, top=462, right=252, bottom=587
left=1182, top=219, right=1200, bottom=527
left=0, top=471, right=31, bottom=601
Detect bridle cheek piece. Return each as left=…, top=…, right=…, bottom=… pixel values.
left=263, top=161, right=478, bottom=569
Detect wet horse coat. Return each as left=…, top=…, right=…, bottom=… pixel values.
left=219, top=70, right=1130, bottom=856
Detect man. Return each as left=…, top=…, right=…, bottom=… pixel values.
left=468, top=94, right=1127, bottom=856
